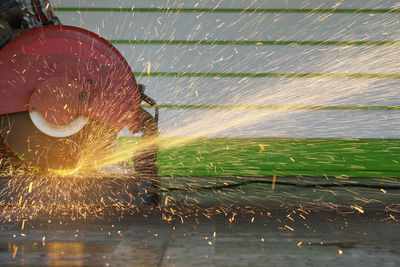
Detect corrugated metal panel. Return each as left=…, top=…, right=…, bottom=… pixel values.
left=51, top=0, right=400, bottom=139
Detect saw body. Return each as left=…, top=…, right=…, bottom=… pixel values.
left=0, top=25, right=143, bottom=172
left=0, top=25, right=141, bottom=131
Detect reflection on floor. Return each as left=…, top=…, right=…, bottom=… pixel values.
left=0, top=207, right=399, bottom=266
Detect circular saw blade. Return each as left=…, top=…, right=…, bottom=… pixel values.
left=0, top=111, right=77, bottom=171
left=1, top=111, right=118, bottom=174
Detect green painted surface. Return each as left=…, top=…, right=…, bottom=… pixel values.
left=134, top=72, right=400, bottom=79
left=142, top=105, right=400, bottom=111
left=141, top=138, right=400, bottom=178
left=54, top=8, right=400, bottom=14
left=111, top=39, right=400, bottom=47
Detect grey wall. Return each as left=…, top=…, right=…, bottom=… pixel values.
left=51, top=1, right=400, bottom=138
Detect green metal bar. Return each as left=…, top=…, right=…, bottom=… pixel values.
left=111, top=39, right=400, bottom=46
left=134, top=72, right=400, bottom=79
left=141, top=104, right=400, bottom=111
left=54, top=7, right=400, bottom=14
left=148, top=137, right=400, bottom=178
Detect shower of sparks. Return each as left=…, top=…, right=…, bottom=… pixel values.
left=0, top=1, right=398, bottom=232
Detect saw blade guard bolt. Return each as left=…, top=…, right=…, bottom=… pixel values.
left=78, top=91, right=88, bottom=101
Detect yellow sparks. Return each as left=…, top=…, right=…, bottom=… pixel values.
left=164, top=196, right=169, bottom=206
left=297, top=241, right=302, bottom=247
left=28, top=182, right=33, bottom=193
left=45, top=2, right=50, bottom=9
left=251, top=217, right=255, bottom=223
left=147, top=62, right=151, bottom=74
left=50, top=165, right=81, bottom=176
left=261, top=238, right=264, bottom=242
left=272, top=175, right=276, bottom=190
left=380, top=189, right=387, bottom=194
left=208, top=241, right=212, bottom=246
left=290, top=157, right=295, bottom=162
left=63, top=104, right=68, bottom=110
left=338, top=249, right=343, bottom=255
left=42, top=236, right=46, bottom=246
left=258, top=144, right=264, bottom=152
left=284, top=225, right=294, bottom=231
left=12, top=245, right=18, bottom=259
left=117, top=231, right=123, bottom=238
left=213, top=232, right=216, bottom=240
left=21, top=219, right=27, bottom=231
left=351, top=205, right=364, bottom=214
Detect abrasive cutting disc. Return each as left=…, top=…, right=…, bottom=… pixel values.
left=1, top=111, right=80, bottom=171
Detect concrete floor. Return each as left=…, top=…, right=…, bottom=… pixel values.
left=0, top=205, right=399, bottom=266
left=0, top=175, right=399, bottom=266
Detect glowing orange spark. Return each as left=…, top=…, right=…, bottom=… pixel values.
left=12, top=245, right=18, bottom=258
left=21, top=219, right=27, bottom=231
left=285, top=225, right=294, bottom=231
left=272, top=175, right=276, bottom=190
left=117, top=231, right=123, bottom=238
left=351, top=205, right=364, bottom=214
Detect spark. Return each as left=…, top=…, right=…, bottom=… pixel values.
left=258, top=144, right=264, bottom=152
left=28, top=182, right=33, bottom=193
left=21, top=219, right=27, bottom=231
left=351, top=205, right=364, bottom=214
left=284, top=225, right=294, bottom=231
left=12, top=245, right=18, bottom=258
left=272, top=175, right=276, bottom=190
left=147, top=62, right=151, bottom=74
left=18, top=196, right=22, bottom=207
